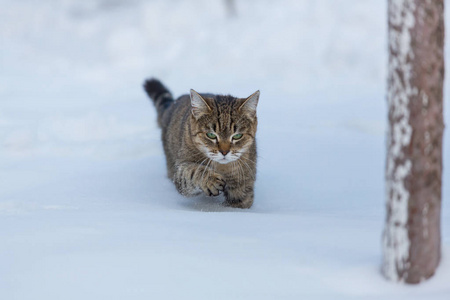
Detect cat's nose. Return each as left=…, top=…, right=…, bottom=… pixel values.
left=219, top=149, right=229, bottom=156
left=218, top=143, right=230, bottom=156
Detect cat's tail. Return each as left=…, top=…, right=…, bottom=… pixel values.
left=143, top=78, right=174, bottom=127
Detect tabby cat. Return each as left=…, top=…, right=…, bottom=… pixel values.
left=143, top=78, right=259, bottom=208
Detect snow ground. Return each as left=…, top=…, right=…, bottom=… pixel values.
left=1, top=0, right=450, bottom=299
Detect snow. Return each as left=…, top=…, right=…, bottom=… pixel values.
left=1, top=0, right=450, bottom=299
left=383, top=0, right=416, bottom=282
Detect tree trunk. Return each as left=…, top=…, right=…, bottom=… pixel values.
left=224, top=0, right=237, bottom=18
left=383, top=0, right=444, bottom=284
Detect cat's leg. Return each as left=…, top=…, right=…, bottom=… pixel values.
left=173, top=162, right=226, bottom=197
left=223, top=161, right=256, bottom=208
left=224, top=184, right=255, bottom=209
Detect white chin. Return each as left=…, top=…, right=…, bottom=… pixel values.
left=215, top=158, right=231, bottom=164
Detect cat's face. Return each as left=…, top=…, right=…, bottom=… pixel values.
left=190, top=90, right=259, bottom=164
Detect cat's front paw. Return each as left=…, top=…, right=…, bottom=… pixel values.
left=200, top=172, right=226, bottom=196
left=224, top=198, right=253, bottom=209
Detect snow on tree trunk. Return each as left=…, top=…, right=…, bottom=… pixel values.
left=383, top=0, right=445, bottom=284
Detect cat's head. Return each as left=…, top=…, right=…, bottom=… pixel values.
left=189, top=89, right=259, bottom=164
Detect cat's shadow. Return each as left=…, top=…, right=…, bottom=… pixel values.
left=178, top=194, right=241, bottom=212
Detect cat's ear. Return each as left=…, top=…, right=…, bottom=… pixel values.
left=190, top=89, right=211, bottom=119
left=239, top=90, right=260, bottom=117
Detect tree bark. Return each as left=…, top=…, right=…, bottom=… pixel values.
left=383, top=0, right=444, bottom=284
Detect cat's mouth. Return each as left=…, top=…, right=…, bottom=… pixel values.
left=217, top=157, right=231, bottom=164
left=213, top=156, right=240, bottom=165
left=207, top=154, right=234, bottom=164
left=207, top=151, right=240, bottom=164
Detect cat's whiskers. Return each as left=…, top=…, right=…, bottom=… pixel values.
left=234, top=160, right=244, bottom=186
left=239, top=159, right=256, bottom=181
left=231, top=161, right=238, bottom=185
left=235, top=161, right=242, bottom=185
left=195, top=157, right=208, bottom=166
left=236, top=161, right=242, bottom=186
left=200, top=158, right=212, bottom=183
left=240, top=160, right=247, bottom=186
left=240, top=156, right=257, bottom=166
left=189, top=158, right=208, bottom=190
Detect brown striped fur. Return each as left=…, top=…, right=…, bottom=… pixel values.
left=143, top=78, right=259, bottom=208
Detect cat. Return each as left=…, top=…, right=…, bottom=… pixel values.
left=143, top=78, right=259, bottom=209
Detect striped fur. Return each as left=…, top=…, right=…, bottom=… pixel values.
left=143, top=78, right=259, bottom=208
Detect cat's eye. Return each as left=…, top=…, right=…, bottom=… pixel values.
left=232, top=133, right=243, bottom=140
left=206, top=132, right=217, bottom=139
